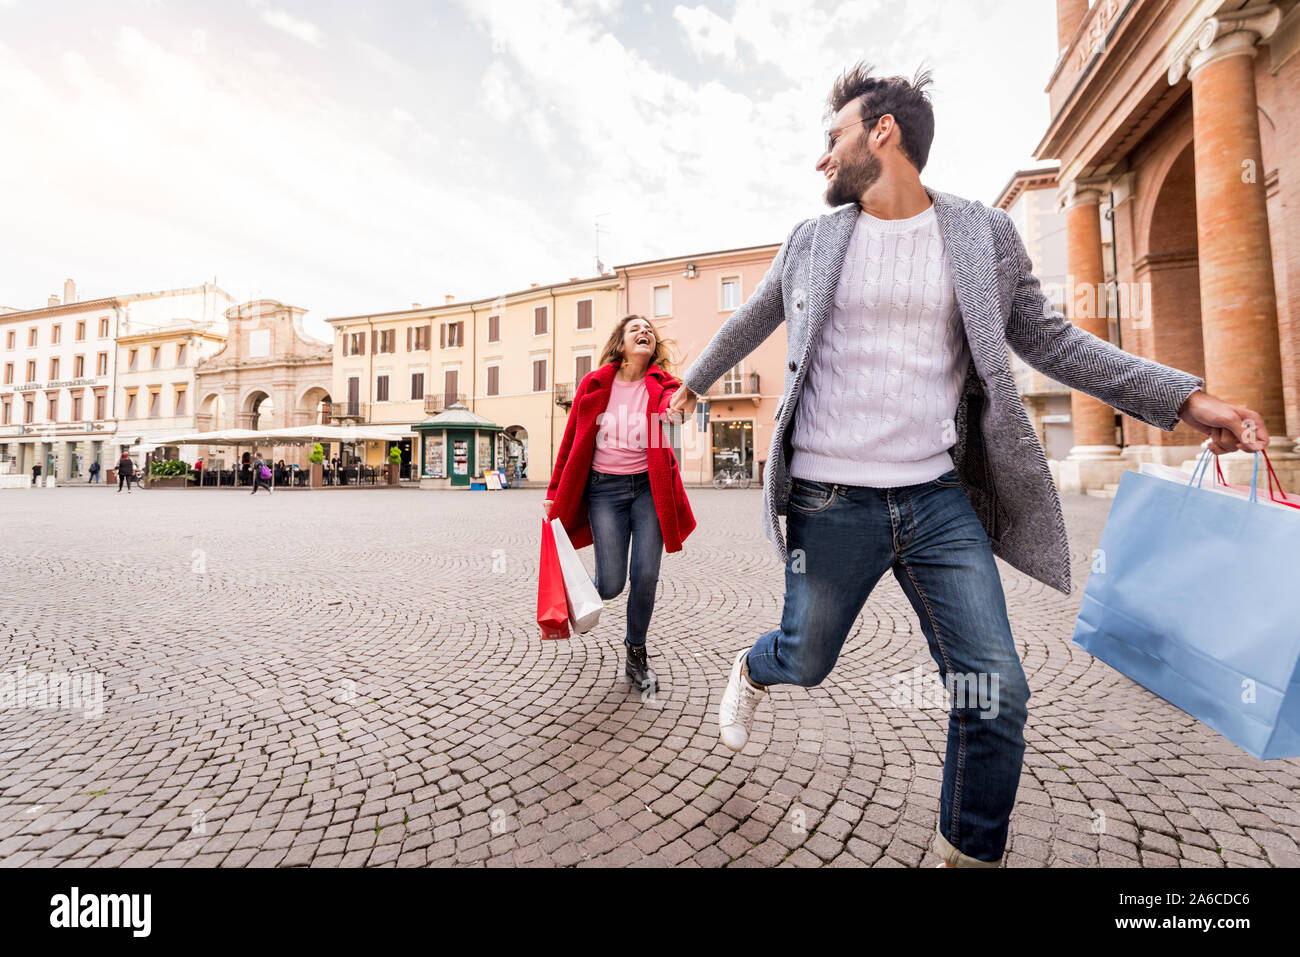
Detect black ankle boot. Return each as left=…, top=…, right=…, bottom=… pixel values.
left=625, top=644, right=657, bottom=691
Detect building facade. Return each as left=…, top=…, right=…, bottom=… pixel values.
left=116, top=323, right=228, bottom=462
left=620, top=243, right=783, bottom=486
left=192, top=300, right=332, bottom=467
left=0, top=280, right=231, bottom=481
left=1038, top=0, right=1300, bottom=492
left=994, top=167, right=1077, bottom=464
left=326, top=276, right=621, bottom=484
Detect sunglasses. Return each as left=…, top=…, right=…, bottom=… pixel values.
left=824, top=115, right=882, bottom=154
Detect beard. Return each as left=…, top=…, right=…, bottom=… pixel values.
left=824, top=139, right=882, bottom=207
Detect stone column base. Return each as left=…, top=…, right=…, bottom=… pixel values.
left=1056, top=445, right=1124, bottom=495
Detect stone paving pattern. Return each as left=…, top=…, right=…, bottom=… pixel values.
left=1, top=485, right=1298, bottom=868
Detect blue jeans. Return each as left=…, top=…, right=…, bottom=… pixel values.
left=746, top=469, right=1030, bottom=866
left=585, top=470, right=663, bottom=647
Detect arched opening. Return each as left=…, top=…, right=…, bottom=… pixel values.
left=298, top=386, right=332, bottom=426
left=198, top=393, right=224, bottom=431
left=243, top=390, right=274, bottom=431
left=501, top=425, right=528, bottom=483
left=1139, top=142, right=1204, bottom=449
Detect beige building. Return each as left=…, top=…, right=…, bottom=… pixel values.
left=116, top=322, right=228, bottom=462
left=326, top=276, right=621, bottom=483
left=193, top=300, right=332, bottom=467
left=0, top=280, right=231, bottom=481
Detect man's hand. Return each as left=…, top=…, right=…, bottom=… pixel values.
left=666, top=385, right=699, bottom=425
left=542, top=499, right=553, bottom=520
left=1177, top=390, right=1269, bottom=454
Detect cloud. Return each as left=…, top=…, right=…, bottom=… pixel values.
left=673, top=5, right=738, bottom=64
left=249, top=0, right=326, bottom=49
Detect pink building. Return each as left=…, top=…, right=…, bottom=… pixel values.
left=619, top=243, right=784, bottom=485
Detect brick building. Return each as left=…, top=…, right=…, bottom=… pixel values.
left=1037, top=0, right=1300, bottom=492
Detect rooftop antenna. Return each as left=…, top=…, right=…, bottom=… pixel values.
left=594, top=213, right=611, bottom=275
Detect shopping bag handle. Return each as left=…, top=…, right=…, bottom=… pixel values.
left=1194, top=446, right=1296, bottom=508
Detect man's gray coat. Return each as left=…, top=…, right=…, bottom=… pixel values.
left=681, top=187, right=1204, bottom=595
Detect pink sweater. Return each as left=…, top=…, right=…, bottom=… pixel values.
left=592, top=376, right=650, bottom=474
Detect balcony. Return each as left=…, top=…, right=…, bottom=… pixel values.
left=554, top=382, right=574, bottom=411
left=328, top=401, right=366, bottom=422
left=424, top=393, right=467, bottom=415
left=708, top=372, right=762, bottom=406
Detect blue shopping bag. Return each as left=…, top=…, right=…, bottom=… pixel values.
left=1072, top=451, right=1300, bottom=759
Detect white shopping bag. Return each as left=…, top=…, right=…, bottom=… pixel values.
left=550, top=518, right=602, bottom=634
left=1138, top=460, right=1297, bottom=512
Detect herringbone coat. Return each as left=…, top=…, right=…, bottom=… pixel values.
left=681, top=187, right=1204, bottom=595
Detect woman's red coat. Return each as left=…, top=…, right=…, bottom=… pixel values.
left=545, top=361, right=696, bottom=553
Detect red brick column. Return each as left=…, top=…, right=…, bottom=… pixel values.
left=1177, top=8, right=1287, bottom=435
left=1064, top=182, right=1120, bottom=453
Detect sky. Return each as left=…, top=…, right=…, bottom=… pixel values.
left=0, top=0, right=1059, bottom=339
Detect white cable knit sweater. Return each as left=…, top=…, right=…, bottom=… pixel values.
left=789, top=203, right=971, bottom=488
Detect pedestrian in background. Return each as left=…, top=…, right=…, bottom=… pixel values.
left=116, top=451, right=135, bottom=494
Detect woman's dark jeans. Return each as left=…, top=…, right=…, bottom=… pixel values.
left=585, top=469, right=663, bottom=647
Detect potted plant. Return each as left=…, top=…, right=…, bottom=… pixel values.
left=308, top=442, right=325, bottom=488
left=148, top=458, right=190, bottom=488
left=387, top=445, right=402, bottom=486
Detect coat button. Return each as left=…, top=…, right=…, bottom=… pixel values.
left=788, top=361, right=796, bottom=371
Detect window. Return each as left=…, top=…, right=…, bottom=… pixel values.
left=96, top=352, right=107, bottom=376
left=375, top=375, right=390, bottom=402
left=150, top=347, right=161, bottom=369
left=576, top=300, right=593, bottom=330
left=49, top=357, right=59, bottom=380
left=24, top=399, right=33, bottom=423
left=2, top=363, right=10, bottom=385
left=653, top=285, right=671, bottom=318
left=410, top=372, right=425, bottom=400
left=487, top=314, right=500, bottom=342
left=72, top=393, right=83, bottom=420
left=94, top=392, right=105, bottom=420
left=74, top=355, right=84, bottom=377
left=1, top=400, right=9, bottom=425
left=5, top=330, right=13, bottom=349
left=721, top=277, right=741, bottom=310
left=25, top=360, right=36, bottom=382
left=347, top=331, right=366, bottom=355
left=75, top=320, right=85, bottom=341
left=412, top=325, right=431, bottom=351
left=532, top=357, right=547, bottom=392
left=47, top=395, right=58, bottom=420
left=126, top=391, right=137, bottom=417
left=51, top=324, right=62, bottom=344
left=174, top=389, right=187, bottom=415
left=148, top=390, right=160, bottom=417
left=534, top=306, right=548, bottom=336
left=346, top=376, right=360, bottom=416
left=575, top=354, right=592, bottom=382
left=722, top=363, right=744, bottom=395
left=128, top=349, right=138, bottom=371
left=379, top=329, right=396, bottom=354
left=443, top=369, right=459, bottom=405
left=98, top=317, right=109, bottom=337
left=486, top=365, right=500, bottom=396
left=176, top=344, right=187, bottom=365
left=441, top=322, right=464, bottom=348
left=28, top=327, right=37, bottom=347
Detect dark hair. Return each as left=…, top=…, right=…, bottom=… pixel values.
left=826, top=62, right=935, bottom=173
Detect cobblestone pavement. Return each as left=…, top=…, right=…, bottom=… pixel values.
left=2, top=485, right=1298, bottom=869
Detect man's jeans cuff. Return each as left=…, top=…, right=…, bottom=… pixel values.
left=934, top=827, right=1001, bottom=868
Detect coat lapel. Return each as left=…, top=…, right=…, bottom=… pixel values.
left=928, top=187, right=1001, bottom=386
left=804, top=205, right=859, bottom=352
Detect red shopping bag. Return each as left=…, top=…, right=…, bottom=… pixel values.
left=537, top=519, right=570, bottom=640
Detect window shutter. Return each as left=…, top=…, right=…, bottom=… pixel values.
left=424, top=323, right=432, bottom=349
left=357, top=333, right=365, bottom=356
left=534, top=307, right=546, bottom=335
left=342, top=334, right=349, bottom=357
left=407, top=327, right=412, bottom=352
left=577, top=300, right=592, bottom=329
left=371, top=330, right=377, bottom=354
left=487, top=366, right=498, bottom=396
left=575, top=355, right=591, bottom=381
left=440, top=324, right=446, bottom=349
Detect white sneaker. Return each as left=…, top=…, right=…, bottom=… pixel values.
left=719, top=649, right=766, bottom=752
